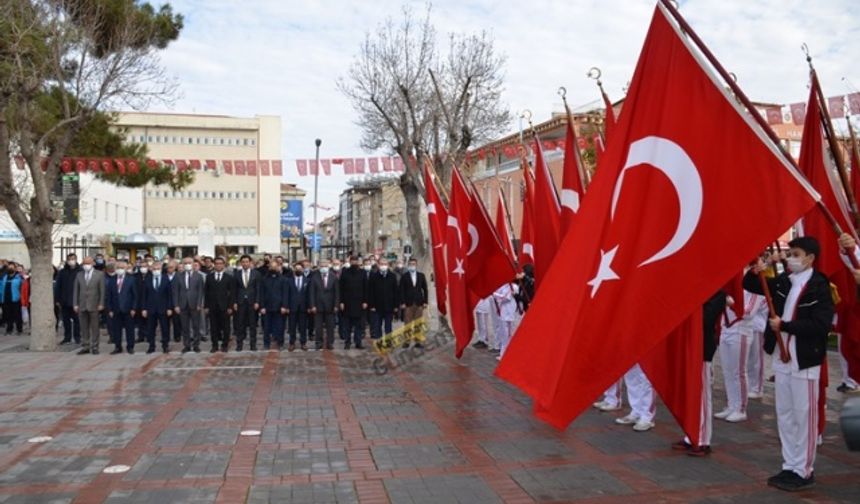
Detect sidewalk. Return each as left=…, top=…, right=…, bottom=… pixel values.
left=0, top=330, right=857, bottom=503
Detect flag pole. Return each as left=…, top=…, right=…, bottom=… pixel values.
left=498, top=186, right=518, bottom=264
left=657, top=0, right=850, bottom=244
left=758, top=270, right=791, bottom=363
left=558, top=86, right=589, bottom=191
left=423, top=158, right=450, bottom=202
left=587, top=67, right=609, bottom=149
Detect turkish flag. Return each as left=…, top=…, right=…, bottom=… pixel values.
left=851, top=127, right=860, bottom=214
left=765, top=106, right=784, bottom=125
left=223, top=160, right=234, bottom=175
left=446, top=168, right=474, bottom=358
left=393, top=157, right=405, bottom=172
left=829, top=95, right=846, bottom=119
left=234, top=160, right=246, bottom=175
left=343, top=159, right=355, bottom=175
left=495, top=190, right=516, bottom=261
left=308, top=160, right=318, bottom=176
left=260, top=160, right=270, bottom=176
left=272, top=160, right=283, bottom=176
left=466, top=189, right=516, bottom=299
left=561, top=118, right=586, bottom=235
left=423, top=164, right=448, bottom=315
left=369, top=158, right=380, bottom=173
left=354, top=158, right=366, bottom=174
left=797, top=78, right=860, bottom=384
left=518, top=161, right=535, bottom=267
left=496, top=3, right=818, bottom=429
left=531, top=136, right=561, bottom=285
left=381, top=157, right=392, bottom=172
left=321, top=159, right=331, bottom=176
left=190, top=159, right=202, bottom=170
left=790, top=102, right=807, bottom=125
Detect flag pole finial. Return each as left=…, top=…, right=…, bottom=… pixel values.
left=557, top=86, right=567, bottom=100
left=801, top=43, right=812, bottom=67
left=520, top=109, right=534, bottom=131
left=587, top=67, right=603, bottom=88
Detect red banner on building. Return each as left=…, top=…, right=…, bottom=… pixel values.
left=260, top=160, right=270, bottom=176
left=381, top=157, right=392, bottom=172
left=272, top=160, right=282, bottom=176
left=223, top=160, right=234, bottom=175
left=234, top=160, right=246, bottom=175
left=246, top=160, right=257, bottom=176
left=790, top=102, right=806, bottom=125
left=295, top=160, right=307, bottom=176
left=321, top=159, right=331, bottom=175
left=355, top=158, right=366, bottom=174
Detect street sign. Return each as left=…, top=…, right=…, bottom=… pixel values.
left=403, top=244, right=412, bottom=258
left=51, top=173, right=80, bottom=225
left=305, top=233, right=322, bottom=252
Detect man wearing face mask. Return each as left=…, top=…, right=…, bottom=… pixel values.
left=0, top=262, right=24, bottom=335
left=233, top=254, right=261, bottom=351
left=331, top=259, right=346, bottom=343
left=368, top=258, right=400, bottom=341
left=302, top=259, right=316, bottom=343
left=260, top=262, right=289, bottom=350
left=166, top=261, right=182, bottom=343
left=309, top=259, right=339, bottom=350
left=72, top=257, right=104, bottom=354
left=55, top=253, right=81, bottom=345
left=141, top=261, right=173, bottom=354
left=339, top=256, right=368, bottom=349
left=204, top=257, right=236, bottom=352
left=94, top=254, right=106, bottom=272
left=173, top=257, right=205, bottom=353
left=287, top=262, right=310, bottom=351
left=744, top=236, right=834, bottom=492
left=399, top=258, right=428, bottom=347
left=133, top=259, right=152, bottom=343
left=106, top=260, right=139, bottom=354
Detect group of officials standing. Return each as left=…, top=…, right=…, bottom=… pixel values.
left=57, top=252, right=428, bottom=355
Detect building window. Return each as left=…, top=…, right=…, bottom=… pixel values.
left=219, top=138, right=225, bottom=145
left=172, top=136, right=177, bottom=143
left=104, top=201, right=110, bottom=220
left=250, top=139, right=256, bottom=146
left=124, top=207, right=128, bottom=224
left=227, top=138, right=233, bottom=146
left=243, top=139, right=248, bottom=146
left=188, top=137, right=194, bottom=144
left=155, top=135, right=161, bottom=143
left=219, top=192, right=225, bottom=199
left=93, top=198, right=98, bottom=219
left=114, top=204, right=119, bottom=223
left=147, top=136, right=153, bottom=143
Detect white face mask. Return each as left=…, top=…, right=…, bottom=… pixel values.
left=139, top=267, right=149, bottom=274
left=786, top=256, right=808, bottom=273
left=116, top=269, right=126, bottom=276
left=332, top=265, right=341, bottom=271
left=379, top=265, right=389, bottom=272
left=319, top=267, right=330, bottom=274
left=183, top=264, right=193, bottom=271
left=152, top=270, right=162, bottom=277
left=363, top=265, right=372, bottom=271
left=82, top=264, right=93, bottom=272
left=67, top=260, right=77, bottom=267
left=407, top=266, right=417, bottom=273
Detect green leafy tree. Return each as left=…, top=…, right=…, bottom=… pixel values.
left=0, top=0, right=187, bottom=351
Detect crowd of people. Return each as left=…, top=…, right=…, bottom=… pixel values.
left=44, top=252, right=441, bottom=355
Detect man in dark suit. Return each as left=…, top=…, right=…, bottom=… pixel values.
left=165, top=260, right=182, bottom=343
left=174, top=257, right=205, bottom=353
left=399, top=258, right=428, bottom=347
left=309, top=259, right=339, bottom=350
left=141, top=261, right=174, bottom=354
left=55, top=253, right=81, bottom=344
left=287, top=262, right=310, bottom=351
left=368, top=258, right=400, bottom=340
left=260, top=262, right=289, bottom=350
left=205, top=256, right=235, bottom=352
left=339, top=256, right=368, bottom=349
left=233, top=254, right=260, bottom=351
left=106, top=261, right=139, bottom=354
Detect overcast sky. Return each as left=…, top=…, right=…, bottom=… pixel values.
left=151, top=0, right=860, bottom=218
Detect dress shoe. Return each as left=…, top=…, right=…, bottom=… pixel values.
left=687, top=445, right=711, bottom=457
left=472, top=340, right=488, bottom=349
left=354, top=343, right=364, bottom=350
left=91, top=349, right=100, bottom=355
left=221, top=346, right=229, bottom=353
left=288, top=344, right=295, bottom=352
left=77, top=349, right=91, bottom=355
left=181, top=347, right=190, bottom=354
left=110, top=348, right=122, bottom=355
left=301, top=343, right=308, bottom=351
left=193, top=347, right=201, bottom=353
left=671, top=440, right=692, bottom=451
left=146, top=348, right=156, bottom=354
left=127, top=348, right=134, bottom=354
left=210, top=346, right=217, bottom=353
left=162, top=348, right=169, bottom=354
left=414, top=343, right=424, bottom=349
left=250, top=345, right=258, bottom=351
left=201, top=336, right=208, bottom=342
left=325, top=344, right=334, bottom=350
left=344, top=343, right=351, bottom=350
left=59, top=340, right=71, bottom=345
left=236, top=344, right=243, bottom=352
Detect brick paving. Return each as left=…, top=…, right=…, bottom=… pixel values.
left=0, top=330, right=858, bottom=503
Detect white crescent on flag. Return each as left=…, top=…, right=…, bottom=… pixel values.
left=561, top=189, right=580, bottom=213
left=447, top=215, right=462, bottom=248
left=467, top=224, right=480, bottom=256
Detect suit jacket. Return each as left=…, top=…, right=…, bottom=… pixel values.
left=287, top=273, right=310, bottom=312
left=260, top=272, right=289, bottom=312
left=141, top=274, right=174, bottom=314
left=368, top=271, right=400, bottom=313
left=399, top=271, right=428, bottom=306
left=233, top=268, right=260, bottom=306
left=173, top=270, right=205, bottom=310
left=743, top=269, right=834, bottom=370
left=55, top=264, right=81, bottom=307
left=205, top=271, right=236, bottom=312
left=338, top=267, right=367, bottom=318
left=106, top=274, right=139, bottom=314
left=73, top=269, right=105, bottom=312
left=309, top=271, right=340, bottom=313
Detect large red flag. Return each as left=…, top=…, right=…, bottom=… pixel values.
left=561, top=117, right=586, bottom=235
left=423, top=165, right=448, bottom=316
left=446, top=169, right=474, bottom=358
left=518, top=162, right=536, bottom=267
left=466, top=190, right=516, bottom=299
left=796, top=79, right=860, bottom=385
left=496, top=3, right=818, bottom=429
left=496, top=189, right=516, bottom=261
left=602, top=89, right=617, bottom=142
left=531, top=136, right=561, bottom=284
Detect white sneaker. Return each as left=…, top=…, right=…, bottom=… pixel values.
left=747, top=391, right=763, bottom=399
left=599, top=402, right=622, bottom=412
left=725, top=411, right=747, bottom=423
left=714, top=408, right=732, bottom=419
left=615, top=414, right=639, bottom=425
left=593, top=401, right=608, bottom=409
left=633, top=420, right=655, bottom=432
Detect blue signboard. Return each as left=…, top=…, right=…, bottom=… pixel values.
left=305, top=233, right=322, bottom=252
left=280, top=200, right=303, bottom=239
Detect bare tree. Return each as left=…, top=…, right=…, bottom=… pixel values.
left=339, top=4, right=510, bottom=262
left=0, top=0, right=184, bottom=351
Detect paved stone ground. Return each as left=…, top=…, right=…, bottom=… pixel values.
left=0, top=330, right=858, bottom=503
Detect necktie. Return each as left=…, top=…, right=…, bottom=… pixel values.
left=155, top=276, right=160, bottom=289
left=86, top=271, right=91, bottom=284
left=296, top=277, right=301, bottom=289
left=324, top=274, right=328, bottom=287
left=243, top=270, right=248, bottom=288
left=118, top=277, right=123, bottom=292
left=185, top=272, right=190, bottom=289
left=217, top=272, right=221, bottom=282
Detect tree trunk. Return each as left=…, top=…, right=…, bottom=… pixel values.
left=26, top=223, right=58, bottom=351
left=400, top=175, right=428, bottom=265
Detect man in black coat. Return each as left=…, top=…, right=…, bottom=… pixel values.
left=399, top=258, right=428, bottom=347
left=205, top=257, right=236, bottom=353
left=259, top=262, right=289, bottom=350
left=743, top=237, right=834, bottom=492
left=233, top=254, right=260, bottom=351
left=309, top=259, right=339, bottom=350
left=339, top=256, right=367, bottom=349
left=368, top=258, right=400, bottom=340
left=287, top=262, right=310, bottom=351
left=55, top=253, right=81, bottom=344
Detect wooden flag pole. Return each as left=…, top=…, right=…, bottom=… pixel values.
left=757, top=270, right=791, bottom=363
left=558, top=86, right=589, bottom=191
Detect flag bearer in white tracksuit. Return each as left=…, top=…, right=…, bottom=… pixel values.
left=746, top=291, right=770, bottom=399
left=744, top=237, right=834, bottom=492
left=493, top=283, right=518, bottom=360
left=717, top=289, right=767, bottom=422
left=593, top=379, right=624, bottom=412
left=473, top=296, right=493, bottom=350
left=613, top=363, right=657, bottom=432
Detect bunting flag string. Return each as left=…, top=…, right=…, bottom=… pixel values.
left=12, top=156, right=289, bottom=177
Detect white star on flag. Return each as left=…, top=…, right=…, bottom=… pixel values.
left=452, top=258, right=465, bottom=278
left=587, top=246, right=620, bottom=297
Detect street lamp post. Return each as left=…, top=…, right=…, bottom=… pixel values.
left=312, top=138, right=321, bottom=263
